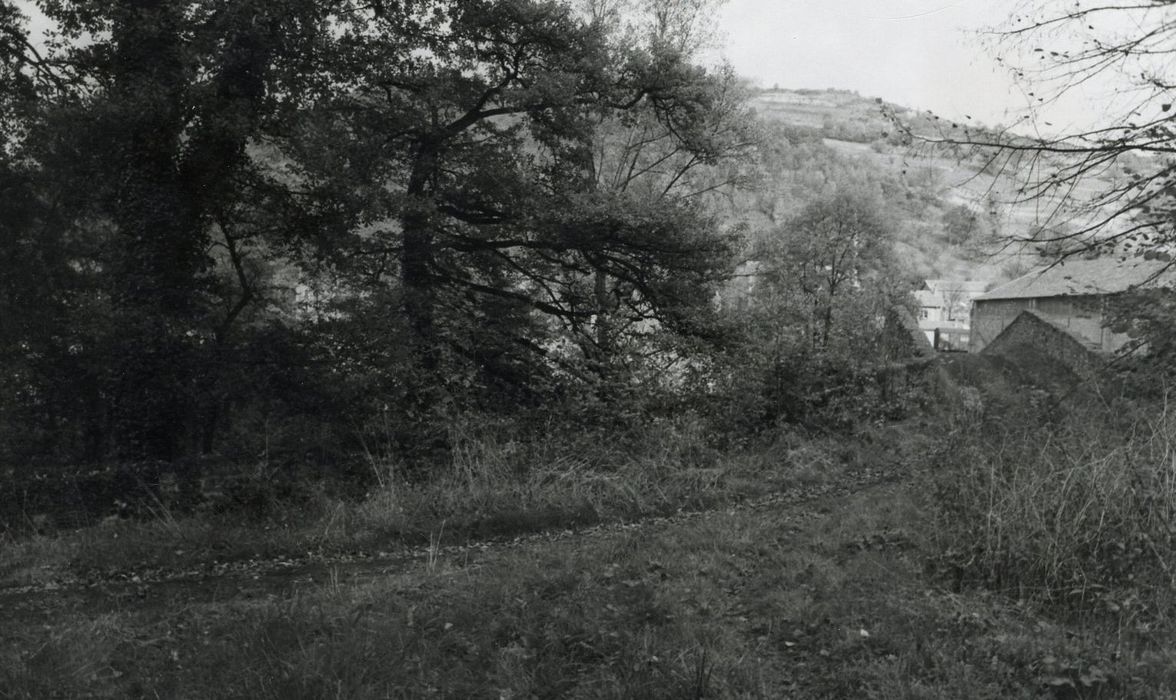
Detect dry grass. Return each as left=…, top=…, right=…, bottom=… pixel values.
left=10, top=387, right=1176, bottom=697
left=5, top=480, right=1175, bottom=698
left=923, top=394, right=1176, bottom=622
left=0, top=414, right=823, bottom=589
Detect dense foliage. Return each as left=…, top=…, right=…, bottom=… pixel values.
left=0, top=0, right=956, bottom=501
left=0, top=0, right=761, bottom=469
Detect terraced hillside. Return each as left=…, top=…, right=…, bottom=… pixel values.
left=746, top=88, right=1129, bottom=283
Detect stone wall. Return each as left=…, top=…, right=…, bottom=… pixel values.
left=979, top=310, right=1100, bottom=378
left=970, top=294, right=1132, bottom=353
left=970, top=298, right=1033, bottom=352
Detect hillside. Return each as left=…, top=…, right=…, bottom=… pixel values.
left=745, top=88, right=1126, bottom=283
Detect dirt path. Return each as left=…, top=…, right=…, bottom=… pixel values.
left=0, top=465, right=904, bottom=623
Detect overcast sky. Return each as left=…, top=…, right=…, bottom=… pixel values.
left=709, top=0, right=1105, bottom=132
left=15, top=0, right=1121, bottom=133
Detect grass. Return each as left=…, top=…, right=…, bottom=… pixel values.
left=0, top=415, right=868, bottom=590
left=6, top=367, right=1176, bottom=697
left=4, top=479, right=1175, bottom=698
left=921, top=389, right=1176, bottom=622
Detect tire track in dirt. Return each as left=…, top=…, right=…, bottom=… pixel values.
left=0, top=465, right=906, bottom=621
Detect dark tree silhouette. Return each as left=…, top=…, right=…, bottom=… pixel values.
left=0, top=0, right=748, bottom=466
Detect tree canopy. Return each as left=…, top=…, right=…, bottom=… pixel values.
left=0, top=0, right=748, bottom=466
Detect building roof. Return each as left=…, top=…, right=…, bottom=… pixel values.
left=913, top=290, right=940, bottom=307
left=975, top=255, right=1176, bottom=301
left=924, top=279, right=990, bottom=295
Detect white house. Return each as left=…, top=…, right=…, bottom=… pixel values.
left=914, top=279, right=991, bottom=349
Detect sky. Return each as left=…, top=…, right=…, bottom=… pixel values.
left=14, top=0, right=1129, bottom=134
left=707, top=0, right=1106, bottom=132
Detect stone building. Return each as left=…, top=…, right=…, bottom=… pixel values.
left=969, top=255, right=1175, bottom=354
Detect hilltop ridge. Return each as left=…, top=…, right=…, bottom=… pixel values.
left=744, top=88, right=1126, bottom=282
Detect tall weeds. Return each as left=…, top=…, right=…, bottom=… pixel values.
left=337, top=410, right=750, bottom=546
left=925, top=395, right=1176, bottom=619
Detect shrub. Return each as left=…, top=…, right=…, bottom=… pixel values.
left=922, top=397, right=1176, bottom=619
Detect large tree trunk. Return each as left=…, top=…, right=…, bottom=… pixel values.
left=106, top=2, right=271, bottom=461
left=593, top=268, right=612, bottom=353
left=400, top=139, right=442, bottom=373
left=401, top=209, right=437, bottom=369
left=396, top=140, right=451, bottom=467
left=80, top=377, right=108, bottom=464
left=107, top=0, right=201, bottom=462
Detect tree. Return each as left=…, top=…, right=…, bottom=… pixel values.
left=759, top=190, right=901, bottom=351
left=572, top=68, right=753, bottom=384
left=887, top=2, right=1176, bottom=258
left=943, top=203, right=979, bottom=246
left=576, top=0, right=726, bottom=56
left=0, top=0, right=746, bottom=466
left=0, top=0, right=353, bottom=462
left=296, top=1, right=747, bottom=409
left=722, top=190, right=915, bottom=430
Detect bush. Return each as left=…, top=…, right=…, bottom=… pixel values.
left=922, top=396, right=1176, bottom=619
